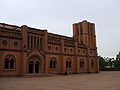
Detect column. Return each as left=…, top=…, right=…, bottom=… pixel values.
left=44, top=30, right=48, bottom=73
left=33, top=62, right=35, bottom=73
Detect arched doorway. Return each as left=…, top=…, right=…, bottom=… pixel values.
left=35, top=61, right=39, bottom=73
left=29, top=61, right=34, bottom=73
left=28, top=56, right=42, bottom=74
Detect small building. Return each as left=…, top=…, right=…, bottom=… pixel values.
left=0, top=20, right=99, bottom=76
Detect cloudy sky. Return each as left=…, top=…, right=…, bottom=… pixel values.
left=0, top=0, right=120, bottom=57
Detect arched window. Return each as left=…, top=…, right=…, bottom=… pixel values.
left=66, top=59, right=72, bottom=68
left=10, top=59, right=15, bottom=69
left=50, top=57, right=57, bottom=69
left=53, top=60, right=56, bottom=68
left=80, top=59, right=84, bottom=68
left=4, top=58, right=9, bottom=69
left=50, top=60, right=53, bottom=68
left=91, top=59, right=94, bottom=68
left=4, top=55, right=16, bottom=70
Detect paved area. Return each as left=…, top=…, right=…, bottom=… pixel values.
left=0, top=71, right=120, bottom=90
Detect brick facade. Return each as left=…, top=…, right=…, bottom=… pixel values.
left=0, top=20, right=99, bottom=76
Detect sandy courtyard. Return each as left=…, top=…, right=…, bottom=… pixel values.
left=0, top=71, right=120, bottom=90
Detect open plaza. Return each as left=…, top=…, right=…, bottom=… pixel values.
left=0, top=71, right=120, bottom=90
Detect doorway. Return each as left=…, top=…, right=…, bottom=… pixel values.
left=35, top=61, right=39, bottom=73
left=29, top=61, right=34, bottom=73
left=28, top=56, right=42, bottom=74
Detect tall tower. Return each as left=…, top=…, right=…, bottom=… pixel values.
left=73, top=20, right=99, bottom=73
left=73, top=20, right=96, bottom=48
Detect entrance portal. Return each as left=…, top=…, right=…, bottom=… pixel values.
left=28, top=56, right=42, bottom=74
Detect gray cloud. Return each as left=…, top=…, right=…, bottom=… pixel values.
left=0, top=0, right=120, bottom=57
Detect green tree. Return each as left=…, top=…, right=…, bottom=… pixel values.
left=98, top=56, right=106, bottom=71
left=114, top=52, right=120, bottom=70
left=105, top=57, right=115, bottom=70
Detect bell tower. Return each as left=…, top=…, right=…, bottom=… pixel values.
left=73, top=20, right=99, bottom=73
left=73, top=20, right=96, bottom=48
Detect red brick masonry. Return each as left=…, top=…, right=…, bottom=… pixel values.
left=0, top=20, right=99, bottom=76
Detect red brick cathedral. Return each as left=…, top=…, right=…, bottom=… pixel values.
left=0, top=20, right=99, bottom=76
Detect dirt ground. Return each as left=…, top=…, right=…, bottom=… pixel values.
left=0, top=71, right=120, bottom=90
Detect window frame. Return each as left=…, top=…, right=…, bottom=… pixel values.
left=4, top=55, right=16, bottom=70
left=80, top=59, right=84, bottom=69
left=49, top=57, right=57, bottom=69
left=66, top=59, right=72, bottom=69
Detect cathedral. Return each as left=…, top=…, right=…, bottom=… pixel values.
left=0, top=20, right=99, bottom=76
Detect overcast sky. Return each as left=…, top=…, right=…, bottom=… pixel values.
left=0, top=0, right=120, bottom=57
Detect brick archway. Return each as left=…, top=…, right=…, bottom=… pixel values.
left=27, top=50, right=45, bottom=74
left=28, top=55, right=42, bottom=74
